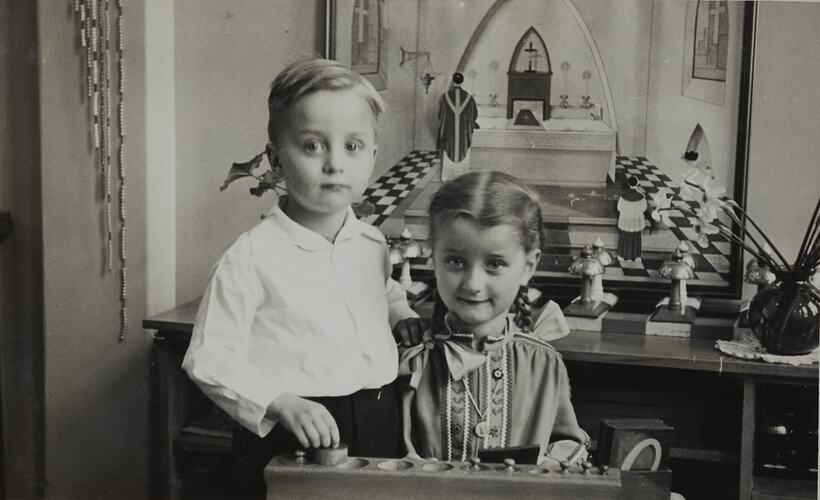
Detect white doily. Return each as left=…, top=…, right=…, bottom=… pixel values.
left=715, top=331, right=819, bottom=366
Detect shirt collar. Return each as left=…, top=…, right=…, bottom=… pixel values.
left=264, top=197, right=361, bottom=251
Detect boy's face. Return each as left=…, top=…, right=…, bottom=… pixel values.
left=274, top=88, right=377, bottom=219
left=433, top=217, right=539, bottom=338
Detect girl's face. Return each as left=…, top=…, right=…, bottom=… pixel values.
left=433, top=217, right=540, bottom=338
left=274, top=88, right=377, bottom=222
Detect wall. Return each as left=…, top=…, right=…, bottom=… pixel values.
left=37, top=1, right=150, bottom=498
left=572, top=0, right=651, bottom=156
left=0, top=1, right=44, bottom=497
left=645, top=1, right=744, bottom=195
left=746, top=2, right=820, bottom=265
left=173, top=0, right=419, bottom=303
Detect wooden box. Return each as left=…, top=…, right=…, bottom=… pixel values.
left=597, top=418, right=674, bottom=471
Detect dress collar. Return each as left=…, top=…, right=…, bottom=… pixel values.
left=440, top=313, right=513, bottom=353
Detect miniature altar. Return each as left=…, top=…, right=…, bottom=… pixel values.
left=440, top=25, right=616, bottom=186
left=470, top=111, right=616, bottom=187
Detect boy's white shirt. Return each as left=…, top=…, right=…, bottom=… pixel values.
left=182, top=203, right=417, bottom=437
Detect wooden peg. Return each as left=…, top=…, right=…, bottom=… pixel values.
left=312, top=444, right=349, bottom=466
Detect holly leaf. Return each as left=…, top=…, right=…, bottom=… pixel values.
left=352, top=201, right=375, bottom=218
left=220, top=153, right=265, bottom=191
left=259, top=168, right=284, bottom=186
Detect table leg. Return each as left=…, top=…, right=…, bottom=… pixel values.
left=739, top=376, right=756, bottom=500
left=155, top=335, right=181, bottom=500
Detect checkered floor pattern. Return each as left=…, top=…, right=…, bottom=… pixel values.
left=359, top=150, right=439, bottom=226
left=362, top=152, right=732, bottom=286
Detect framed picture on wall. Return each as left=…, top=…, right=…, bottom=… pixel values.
left=323, top=0, right=759, bottom=311
left=325, top=0, right=388, bottom=90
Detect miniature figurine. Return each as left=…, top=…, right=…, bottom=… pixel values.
left=438, top=72, right=478, bottom=181
left=616, top=176, right=647, bottom=262
left=649, top=243, right=700, bottom=324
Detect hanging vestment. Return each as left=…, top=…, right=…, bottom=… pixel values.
left=437, top=86, right=478, bottom=163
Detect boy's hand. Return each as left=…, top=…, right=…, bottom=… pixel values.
left=267, top=393, right=340, bottom=449
left=393, top=317, right=431, bottom=347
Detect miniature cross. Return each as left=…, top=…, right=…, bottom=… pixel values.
left=524, top=42, right=541, bottom=71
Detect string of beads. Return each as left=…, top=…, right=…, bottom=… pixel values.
left=73, top=0, right=127, bottom=340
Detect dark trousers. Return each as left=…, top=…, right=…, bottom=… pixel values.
left=231, top=385, right=400, bottom=499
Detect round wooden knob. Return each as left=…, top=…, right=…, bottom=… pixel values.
left=559, top=460, right=570, bottom=473
left=469, top=456, right=481, bottom=470
left=503, top=458, right=516, bottom=472
left=581, top=461, right=592, bottom=474
left=598, top=464, right=609, bottom=475
left=294, top=449, right=307, bottom=465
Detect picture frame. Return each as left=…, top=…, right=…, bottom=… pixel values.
left=325, top=0, right=388, bottom=91
left=325, top=0, right=758, bottom=311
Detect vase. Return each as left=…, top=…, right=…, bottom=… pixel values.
left=748, top=280, right=820, bottom=355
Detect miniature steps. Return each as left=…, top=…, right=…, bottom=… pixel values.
left=387, top=215, right=679, bottom=262
left=543, top=225, right=681, bottom=259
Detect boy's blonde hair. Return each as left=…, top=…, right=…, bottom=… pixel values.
left=267, top=58, right=386, bottom=143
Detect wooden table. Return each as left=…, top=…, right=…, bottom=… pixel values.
left=550, top=331, right=818, bottom=500
left=145, top=302, right=817, bottom=500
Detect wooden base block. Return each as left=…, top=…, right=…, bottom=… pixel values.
left=266, top=454, right=622, bottom=500
left=564, top=299, right=614, bottom=318
left=644, top=320, right=693, bottom=338
left=564, top=309, right=735, bottom=340
left=620, top=470, right=673, bottom=500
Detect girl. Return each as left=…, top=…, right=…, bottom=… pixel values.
left=399, top=171, right=588, bottom=464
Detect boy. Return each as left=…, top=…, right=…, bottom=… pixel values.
left=183, top=58, right=425, bottom=495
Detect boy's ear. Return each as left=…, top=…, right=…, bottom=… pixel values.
left=520, top=248, right=541, bottom=286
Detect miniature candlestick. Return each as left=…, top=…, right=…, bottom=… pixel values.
left=581, top=70, right=592, bottom=108
left=399, top=229, right=421, bottom=290
left=563, top=246, right=615, bottom=318
left=560, top=61, right=570, bottom=108
left=570, top=247, right=602, bottom=303
left=737, top=258, right=777, bottom=327
left=389, top=228, right=430, bottom=299
left=389, top=228, right=420, bottom=290
left=650, top=243, right=700, bottom=324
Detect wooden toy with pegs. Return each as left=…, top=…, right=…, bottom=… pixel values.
left=264, top=446, right=622, bottom=500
